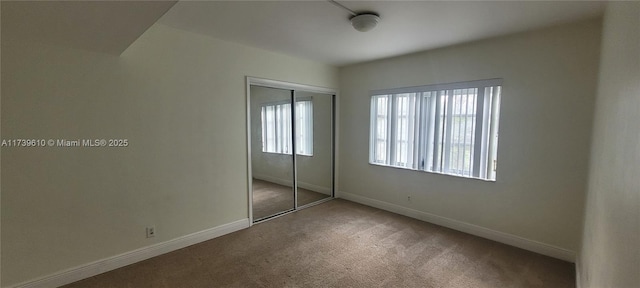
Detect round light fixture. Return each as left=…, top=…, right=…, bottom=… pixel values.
left=350, top=13, right=380, bottom=32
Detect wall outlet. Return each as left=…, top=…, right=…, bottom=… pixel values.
left=407, top=195, right=411, bottom=202
left=146, top=226, right=156, bottom=238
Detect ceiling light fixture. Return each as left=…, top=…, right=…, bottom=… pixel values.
left=327, top=0, right=380, bottom=32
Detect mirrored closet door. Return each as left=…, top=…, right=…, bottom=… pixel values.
left=250, top=86, right=295, bottom=220
left=248, top=78, right=335, bottom=222
left=295, top=91, right=333, bottom=208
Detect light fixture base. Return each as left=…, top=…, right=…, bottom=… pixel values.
left=350, top=13, right=380, bottom=32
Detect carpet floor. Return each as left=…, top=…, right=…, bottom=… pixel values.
left=63, top=199, right=574, bottom=288
left=252, top=179, right=330, bottom=220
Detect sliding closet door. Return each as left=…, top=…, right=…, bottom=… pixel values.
left=295, top=91, right=334, bottom=207
left=250, top=85, right=295, bottom=220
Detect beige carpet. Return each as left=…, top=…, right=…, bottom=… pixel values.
left=252, top=178, right=330, bottom=220
left=63, top=199, right=574, bottom=288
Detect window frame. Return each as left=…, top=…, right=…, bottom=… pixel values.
left=261, top=98, right=314, bottom=156
left=369, top=79, right=502, bottom=181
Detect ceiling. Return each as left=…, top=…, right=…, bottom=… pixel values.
left=159, top=1, right=606, bottom=66
left=1, top=1, right=177, bottom=55
left=1, top=1, right=605, bottom=66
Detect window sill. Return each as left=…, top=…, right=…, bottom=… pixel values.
left=261, top=151, right=314, bottom=157
left=368, top=161, right=496, bottom=182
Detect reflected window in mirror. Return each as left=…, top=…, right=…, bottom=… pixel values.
left=261, top=99, right=313, bottom=156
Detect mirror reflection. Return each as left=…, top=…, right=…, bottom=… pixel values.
left=250, top=84, right=334, bottom=222
left=250, top=86, right=294, bottom=220
left=295, top=91, right=333, bottom=207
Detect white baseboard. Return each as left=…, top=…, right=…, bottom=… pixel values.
left=9, top=219, right=250, bottom=288
left=298, top=182, right=331, bottom=195
left=337, top=191, right=576, bottom=262
left=253, top=173, right=293, bottom=188
left=253, top=174, right=331, bottom=195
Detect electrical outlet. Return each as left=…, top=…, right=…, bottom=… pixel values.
left=146, top=226, right=156, bottom=238
left=407, top=195, right=411, bottom=202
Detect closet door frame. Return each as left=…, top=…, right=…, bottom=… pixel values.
left=246, top=76, right=337, bottom=225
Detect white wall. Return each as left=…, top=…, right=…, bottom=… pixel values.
left=579, top=2, right=640, bottom=287
left=338, top=19, right=602, bottom=256
left=0, top=23, right=337, bottom=286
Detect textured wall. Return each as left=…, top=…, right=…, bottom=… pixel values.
left=579, top=2, right=640, bottom=287
left=1, top=23, right=337, bottom=286
left=338, top=19, right=602, bottom=254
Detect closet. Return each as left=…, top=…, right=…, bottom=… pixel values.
left=247, top=78, right=335, bottom=222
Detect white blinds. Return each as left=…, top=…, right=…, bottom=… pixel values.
left=295, top=100, right=313, bottom=156
left=261, top=100, right=313, bottom=156
left=369, top=79, right=502, bottom=180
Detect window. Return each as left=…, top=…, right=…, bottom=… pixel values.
left=261, top=99, right=313, bottom=156
left=369, top=79, right=502, bottom=180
